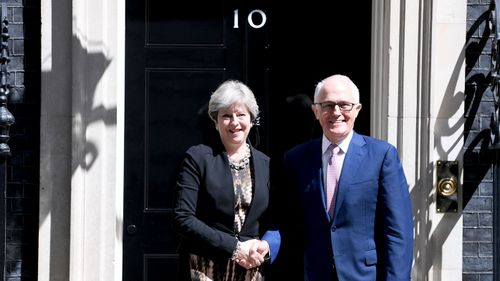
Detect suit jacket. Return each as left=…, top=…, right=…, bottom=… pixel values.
left=174, top=143, right=280, bottom=264
left=282, top=132, right=413, bottom=281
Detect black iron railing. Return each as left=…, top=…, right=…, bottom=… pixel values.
left=0, top=4, right=14, bottom=156
left=491, top=0, right=500, bottom=148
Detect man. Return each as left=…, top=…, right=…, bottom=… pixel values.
left=281, top=74, right=413, bottom=280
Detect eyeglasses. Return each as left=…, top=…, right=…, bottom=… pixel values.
left=314, top=102, right=358, bottom=113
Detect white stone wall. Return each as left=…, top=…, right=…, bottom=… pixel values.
left=39, top=0, right=125, bottom=280
left=372, top=0, right=466, bottom=280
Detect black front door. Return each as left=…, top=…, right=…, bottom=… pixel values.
left=124, top=1, right=371, bottom=280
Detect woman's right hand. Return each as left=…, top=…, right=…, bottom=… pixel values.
left=235, top=239, right=269, bottom=269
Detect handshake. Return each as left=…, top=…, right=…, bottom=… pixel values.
left=231, top=239, right=270, bottom=269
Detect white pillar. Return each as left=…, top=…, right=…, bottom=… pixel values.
left=39, top=0, right=72, bottom=280
left=70, top=0, right=125, bottom=280
left=39, top=0, right=125, bottom=280
left=372, top=0, right=465, bottom=280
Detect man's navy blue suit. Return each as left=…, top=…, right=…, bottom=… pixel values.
left=282, top=132, right=413, bottom=281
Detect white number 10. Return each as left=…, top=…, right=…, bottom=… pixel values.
left=233, top=9, right=267, bottom=29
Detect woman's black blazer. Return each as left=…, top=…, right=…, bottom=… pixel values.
left=174, top=143, right=271, bottom=260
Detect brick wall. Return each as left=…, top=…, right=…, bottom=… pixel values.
left=465, top=0, right=496, bottom=280
left=3, top=0, right=40, bottom=280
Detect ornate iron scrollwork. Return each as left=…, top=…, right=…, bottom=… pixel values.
left=0, top=6, right=15, bottom=157
left=491, top=0, right=500, bottom=147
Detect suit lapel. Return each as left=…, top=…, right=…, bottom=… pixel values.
left=308, top=141, right=330, bottom=222
left=244, top=146, right=264, bottom=226
left=333, top=133, right=367, bottom=221
left=250, top=146, right=262, bottom=201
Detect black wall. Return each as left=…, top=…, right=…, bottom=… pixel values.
left=464, top=0, right=496, bottom=280
left=3, top=0, right=40, bottom=280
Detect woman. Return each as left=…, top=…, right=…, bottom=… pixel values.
left=174, top=80, right=280, bottom=281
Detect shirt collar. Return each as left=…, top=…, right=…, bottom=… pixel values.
left=321, top=131, right=354, bottom=155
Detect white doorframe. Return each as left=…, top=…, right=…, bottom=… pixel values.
left=371, top=1, right=466, bottom=280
